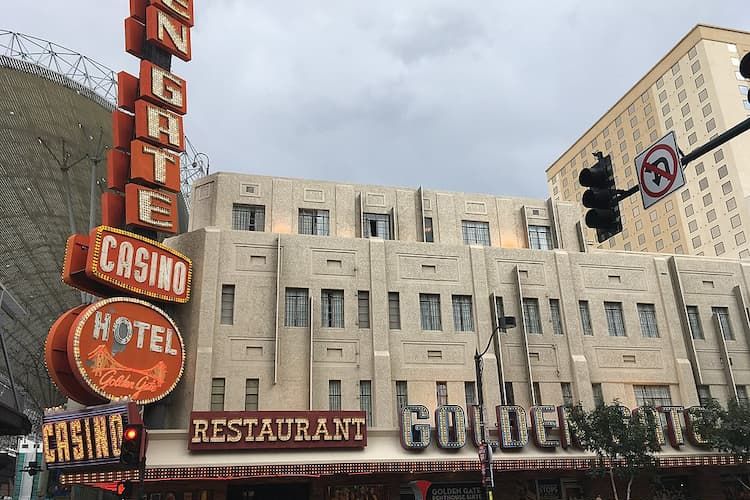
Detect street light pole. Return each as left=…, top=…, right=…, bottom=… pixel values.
left=475, top=316, right=516, bottom=500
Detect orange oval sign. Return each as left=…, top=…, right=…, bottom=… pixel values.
left=67, top=297, right=185, bottom=404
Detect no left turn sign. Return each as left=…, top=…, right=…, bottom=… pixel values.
left=636, top=131, right=685, bottom=209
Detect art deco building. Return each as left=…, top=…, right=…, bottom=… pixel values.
left=546, top=25, right=750, bottom=258
left=97, top=172, right=750, bottom=500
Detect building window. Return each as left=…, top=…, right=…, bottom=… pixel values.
left=424, top=217, right=434, bottom=242
left=504, top=382, right=515, bottom=405
left=713, top=307, right=734, bottom=340
left=329, top=380, right=341, bottom=411
left=452, top=295, right=474, bottom=332
left=232, top=204, right=265, bottom=231
left=737, top=386, right=749, bottom=406
left=686, top=306, right=704, bottom=339
left=637, top=303, right=659, bottom=338
left=358, top=291, right=370, bottom=328
left=528, top=225, right=553, bottom=250
left=321, top=290, right=344, bottom=328
left=532, top=382, right=542, bottom=405
left=605, top=302, right=626, bottom=337
left=245, top=378, right=259, bottom=411
left=436, top=382, right=448, bottom=407
left=388, top=292, right=401, bottom=329
left=550, top=299, right=564, bottom=335
left=285, top=288, right=309, bottom=327
left=523, top=298, right=542, bottom=334
left=298, top=209, right=329, bottom=236
left=634, top=385, right=672, bottom=407
left=363, top=213, right=392, bottom=239
left=462, top=221, right=491, bottom=246
left=420, top=294, right=442, bottom=331
left=220, top=284, right=235, bottom=325
left=697, top=385, right=711, bottom=407
left=592, top=383, right=604, bottom=407
left=360, top=380, right=373, bottom=425
left=396, top=381, right=408, bottom=414
left=465, top=381, right=477, bottom=411
left=211, top=378, right=225, bottom=411
left=561, top=382, right=574, bottom=406
left=579, top=300, right=593, bottom=336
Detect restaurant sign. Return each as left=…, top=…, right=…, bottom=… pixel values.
left=189, top=411, right=367, bottom=450
left=42, top=402, right=140, bottom=470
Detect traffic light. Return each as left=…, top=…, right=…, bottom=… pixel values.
left=116, top=481, right=134, bottom=499
left=579, top=152, right=622, bottom=243
left=741, top=52, right=750, bottom=101
left=120, top=424, right=145, bottom=466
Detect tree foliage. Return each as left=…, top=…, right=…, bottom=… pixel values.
left=568, top=401, right=661, bottom=500
left=690, top=398, right=750, bottom=490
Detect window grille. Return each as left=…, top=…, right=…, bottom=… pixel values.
left=523, top=298, right=542, bottom=334
left=232, top=204, right=265, bottom=231
left=462, top=221, right=490, bottom=246
left=420, top=294, right=442, bottom=330
left=284, top=288, right=309, bottom=327
left=605, top=302, right=626, bottom=337
left=452, top=295, right=474, bottom=332
left=298, top=209, right=329, bottom=235
left=321, top=290, right=344, bottom=328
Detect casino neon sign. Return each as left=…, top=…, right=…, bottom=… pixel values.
left=42, top=403, right=140, bottom=470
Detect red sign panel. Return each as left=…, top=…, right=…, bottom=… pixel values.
left=68, top=297, right=185, bottom=405
left=139, top=60, right=187, bottom=115
left=134, top=99, right=185, bottom=152
left=124, top=183, right=179, bottom=234
left=62, top=226, right=192, bottom=303
left=129, top=139, right=181, bottom=192
left=145, top=5, right=192, bottom=61
left=188, top=411, right=368, bottom=451
left=46, top=305, right=109, bottom=407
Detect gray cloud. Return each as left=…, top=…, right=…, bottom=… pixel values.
left=5, top=0, right=749, bottom=198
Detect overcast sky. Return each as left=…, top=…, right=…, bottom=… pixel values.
left=5, top=1, right=749, bottom=198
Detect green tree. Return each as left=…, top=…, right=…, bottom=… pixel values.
left=568, top=401, right=661, bottom=500
left=690, top=398, right=750, bottom=491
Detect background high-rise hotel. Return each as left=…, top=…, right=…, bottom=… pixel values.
left=547, top=25, right=750, bottom=258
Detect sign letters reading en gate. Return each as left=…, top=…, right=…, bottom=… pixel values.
left=42, top=403, right=140, bottom=470
left=189, top=411, right=367, bottom=450
left=46, top=0, right=195, bottom=406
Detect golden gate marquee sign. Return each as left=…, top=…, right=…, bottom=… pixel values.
left=42, top=403, right=140, bottom=470
left=46, top=0, right=194, bottom=408
left=400, top=404, right=708, bottom=451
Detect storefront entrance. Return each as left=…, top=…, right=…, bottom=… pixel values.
left=227, top=484, right=310, bottom=500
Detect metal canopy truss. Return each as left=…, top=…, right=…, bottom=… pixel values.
left=1, top=29, right=208, bottom=203
left=0, top=30, right=208, bottom=412
left=0, top=29, right=117, bottom=105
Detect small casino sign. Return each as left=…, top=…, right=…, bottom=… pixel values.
left=43, top=402, right=140, bottom=470
left=189, top=411, right=367, bottom=451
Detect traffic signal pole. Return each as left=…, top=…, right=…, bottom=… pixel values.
left=680, top=116, right=750, bottom=166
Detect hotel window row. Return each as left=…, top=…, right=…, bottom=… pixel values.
left=222, top=285, right=740, bottom=342
left=231, top=203, right=554, bottom=249
left=211, top=377, right=750, bottom=414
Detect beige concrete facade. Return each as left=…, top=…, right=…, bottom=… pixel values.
left=547, top=25, right=750, bottom=258
left=164, top=172, right=750, bottom=434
